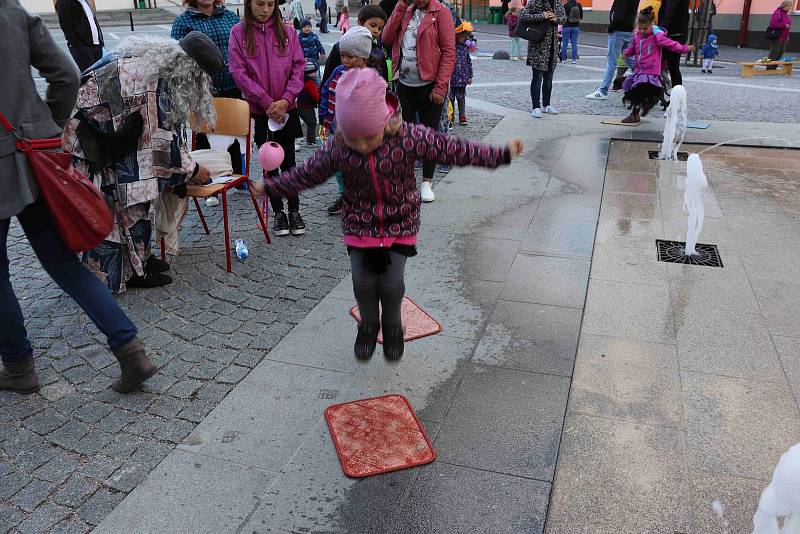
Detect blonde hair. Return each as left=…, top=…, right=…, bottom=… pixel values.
left=780, top=0, right=792, bottom=9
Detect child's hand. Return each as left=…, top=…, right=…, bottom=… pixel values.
left=508, top=139, right=524, bottom=158
left=468, top=78, right=473, bottom=85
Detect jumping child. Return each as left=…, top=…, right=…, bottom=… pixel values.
left=619, top=7, right=693, bottom=124
left=259, top=68, right=523, bottom=361
left=450, top=21, right=474, bottom=125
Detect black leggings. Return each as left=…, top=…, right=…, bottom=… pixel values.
left=450, top=86, right=466, bottom=119
left=254, top=114, right=300, bottom=212
left=530, top=68, right=554, bottom=110
left=397, top=82, right=444, bottom=179
left=663, top=49, right=683, bottom=87
left=350, top=249, right=407, bottom=330
left=297, top=107, right=317, bottom=144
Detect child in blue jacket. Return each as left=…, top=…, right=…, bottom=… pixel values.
left=700, top=34, right=719, bottom=74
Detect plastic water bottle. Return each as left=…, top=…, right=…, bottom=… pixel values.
left=234, top=239, right=248, bottom=260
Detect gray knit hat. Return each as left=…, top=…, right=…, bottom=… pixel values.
left=339, top=26, right=373, bottom=59
left=179, top=31, right=224, bottom=76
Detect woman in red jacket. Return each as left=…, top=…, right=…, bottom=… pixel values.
left=382, top=0, right=455, bottom=203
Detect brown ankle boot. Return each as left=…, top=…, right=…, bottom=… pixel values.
left=111, top=338, right=157, bottom=393
left=0, top=354, right=40, bottom=394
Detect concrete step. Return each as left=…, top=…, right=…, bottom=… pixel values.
left=41, top=8, right=175, bottom=28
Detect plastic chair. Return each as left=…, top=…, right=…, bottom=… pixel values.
left=162, top=97, right=271, bottom=273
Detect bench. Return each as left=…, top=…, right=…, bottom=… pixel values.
left=739, top=61, right=795, bottom=78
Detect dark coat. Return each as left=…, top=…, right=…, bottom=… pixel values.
left=659, top=0, right=690, bottom=43
left=607, top=0, right=638, bottom=33
left=521, top=0, right=566, bottom=72
left=0, top=0, right=80, bottom=220
left=56, top=0, right=104, bottom=47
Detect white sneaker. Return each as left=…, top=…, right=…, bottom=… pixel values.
left=511, top=57, right=518, bottom=61
left=532, top=108, right=543, bottom=119
left=585, top=90, right=608, bottom=100
left=544, top=105, right=559, bottom=114
left=571, top=60, right=577, bottom=64
left=205, top=197, right=220, bottom=207
left=420, top=181, right=435, bottom=202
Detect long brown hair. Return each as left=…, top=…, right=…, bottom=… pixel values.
left=244, top=0, right=288, bottom=53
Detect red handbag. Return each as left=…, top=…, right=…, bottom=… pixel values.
left=0, top=111, right=113, bottom=252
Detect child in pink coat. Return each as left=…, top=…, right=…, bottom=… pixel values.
left=259, top=68, right=523, bottom=361
left=619, top=7, right=693, bottom=124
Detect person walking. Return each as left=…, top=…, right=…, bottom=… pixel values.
left=1, top=0, right=157, bottom=394
left=290, top=0, right=305, bottom=28
left=561, top=0, right=582, bottom=63
left=335, top=0, right=346, bottom=26
left=382, top=0, right=456, bottom=203
left=55, top=0, right=104, bottom=71
left=585, top=0, right=637, bottom=99
left=658, top=0, right=689, bottom=86
left=766, top=0, right=793, bottom=69
left=229, top=0, right=308, bottom=236
left=318, top=0, right=330, bottom=32
left=521, top=0, right=566, bottom=117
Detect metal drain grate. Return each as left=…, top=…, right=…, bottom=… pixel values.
left=656, top=240, right=723, bottom=267
left=649, top=150, right=689, bottom=161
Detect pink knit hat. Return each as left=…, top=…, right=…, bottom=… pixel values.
left=335, top=68, right=397, bottom=138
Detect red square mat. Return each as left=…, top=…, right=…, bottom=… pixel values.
left=349, top=296, right=442, bottom=344
left=325, top=394, right=437, bottom=478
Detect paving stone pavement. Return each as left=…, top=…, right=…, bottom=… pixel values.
left=0, top=109, right=501, bottom=533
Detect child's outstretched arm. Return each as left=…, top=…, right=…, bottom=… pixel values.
left=262, top=143, right=338, bottom=197
left=409, top=124, right=522, bottom=169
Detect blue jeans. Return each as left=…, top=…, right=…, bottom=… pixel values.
left=1, top=202, right=138, bottom=363
left=509, top=36, right=522, bottom=58
left=561, top=26, right=579, bottom=61
left=599, top=31, right=635, bottom=95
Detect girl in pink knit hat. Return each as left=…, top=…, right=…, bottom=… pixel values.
left=259, top=67, right=523, bottom=361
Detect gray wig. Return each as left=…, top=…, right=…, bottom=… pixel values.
left=116, top=36, right=216, bottom=129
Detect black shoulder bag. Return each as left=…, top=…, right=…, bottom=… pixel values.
left=515, top=1, right=551, bottom=42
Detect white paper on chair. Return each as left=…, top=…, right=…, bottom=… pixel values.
left=208, top=175, right=236, bottom=185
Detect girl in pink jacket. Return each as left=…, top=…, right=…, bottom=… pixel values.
left=619, top=7, right=693, bottom=124
left=229, top=0, right=308, bottom=236
left=259, top=68, right=523, bottom=362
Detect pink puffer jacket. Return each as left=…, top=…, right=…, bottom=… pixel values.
left=264, top=123, right=511, bottom=247
left=623, top=29, right=690, bottom=75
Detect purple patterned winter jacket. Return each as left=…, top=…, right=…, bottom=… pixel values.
left=264, top=122, right=511, bottom=246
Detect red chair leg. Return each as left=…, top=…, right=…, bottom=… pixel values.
left=222, top=190, right=232, bottom=273
left=248, top=183, right=271, bottom=244
left=160, top=237, right=166, bottom=262
left=193, top=197, right=210, bottom=235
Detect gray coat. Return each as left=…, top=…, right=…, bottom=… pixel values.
left=0, top=0, right=79, bottom=221
left=521, top=0, right=566, bottom=72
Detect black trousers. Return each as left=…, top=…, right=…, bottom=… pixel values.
left=297, top=107, right=318, bottom=143
left=530, top=68, right=554, bottom=109
left=68, top=43, right=103, bottom=72
left=254, top=112, right=301, bottom=212
left=397, top=82, right=444, bottom=179
left=663, top=49, right=683, bottom=87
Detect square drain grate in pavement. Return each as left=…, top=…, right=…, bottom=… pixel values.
left=649, top=150, right=689, bottom=161
left=350, top=296, right=442, bottom=344
left=325, top=394, right=436, bottom=478
left=656, top=240, right=723, bottom=267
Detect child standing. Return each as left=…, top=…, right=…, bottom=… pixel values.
left=700, top=34, right=719, bottom=74
left=323, top=5, right=388, bottom=84
left=229, top=0, right=308, bottom=236
left=339, top=5, right=352, bottom=33
left=619, top=7, right=692, bottom=124
left=506, top=7, right=522, bottom=60
left=260, top=68, right=523, bottom=361
left=319, top=26, right=383, bottom=215
left=298, top=60, right=322, bottom=146
left=450, top=21, right=473, bottom=125
left=298, top=19, right=327, bottom=68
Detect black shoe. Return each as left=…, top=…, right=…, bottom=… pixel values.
left=708, top=70, right=713, bottom=75
left=145, top=255, right=170, bottom=273
left=289, top=210, right=306, bottom=235
left=383, top=326, right=405, bottom=361
left=127, top=272, right=172, bottom=288
left=354, top=323, right=379, bottom=361
left=701, top=69, right=706, bottom=73
left=327, top=196, right=343, bottom=215
left=273, top=210, right=290, bottom=236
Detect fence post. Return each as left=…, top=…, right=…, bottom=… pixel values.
left=130, top=11, right=135, bottom=31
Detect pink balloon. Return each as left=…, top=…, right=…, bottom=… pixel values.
left=258, top=141, right=284, bottom=172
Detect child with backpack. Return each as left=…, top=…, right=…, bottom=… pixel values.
left=700, top=34, right=719, bottom=74
left=619, top=7, right=693, bottom=124
left=506, top=7, right=522, bottom=60
left=298, top=60, right=322, bottom=146
left=259, top=68, right=523, bottom=361
left=450, top=21, right=474, bottom=125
